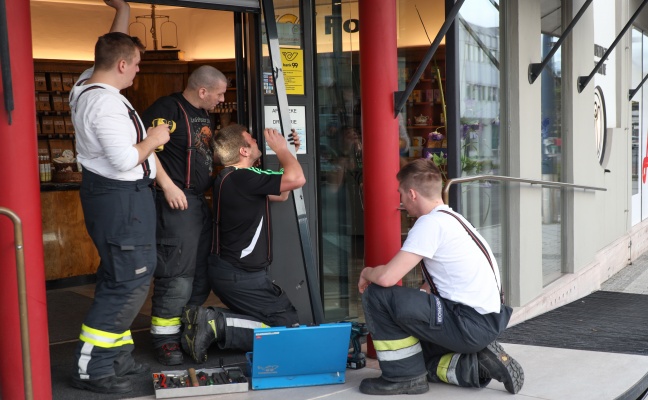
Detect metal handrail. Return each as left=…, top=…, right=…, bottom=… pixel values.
left=442, top=174, right=607, bottom=205
left=0, top=207, right=33, bottom=400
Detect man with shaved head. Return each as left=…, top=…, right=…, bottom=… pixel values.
left=141, top=65, right=227, bottom=365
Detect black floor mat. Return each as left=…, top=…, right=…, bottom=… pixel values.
left=499, top=290, right=648, bottom=355
left=47, top=291, right=150, bottom=343
left=51, top=329, right=248, bottom=400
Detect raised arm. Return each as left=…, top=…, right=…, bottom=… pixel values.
left=264, top=128, right=305, bottom=202
left=269, top=129, right=303, bottom=201
left=105, top=0, right=131, bottom=34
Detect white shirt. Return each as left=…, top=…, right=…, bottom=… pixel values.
left=401, top=204, right=502, bottom=314
left=69, top=68, right=156, bottom=181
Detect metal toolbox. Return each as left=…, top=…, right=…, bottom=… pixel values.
left=153, top=366, right=248, bottom=399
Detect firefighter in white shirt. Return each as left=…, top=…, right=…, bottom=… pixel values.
left=68, top=0, right=171, bottom=394
left=358, top=158, right=524, bottom=396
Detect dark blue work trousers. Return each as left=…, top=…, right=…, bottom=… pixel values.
left=151, top=191, right=212, bottom=347
left=363, top=284, right=510, bottom=387
left=207, top=255, right=299, bottom=351
left=74, top=169, right=156, bottom=380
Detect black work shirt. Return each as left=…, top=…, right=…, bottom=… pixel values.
left=212, top=166, right=283, bottom=271
left=142, top=93, right=214, bottom=193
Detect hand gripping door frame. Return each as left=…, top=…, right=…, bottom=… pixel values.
left=261, top=0, right=325, bottom=324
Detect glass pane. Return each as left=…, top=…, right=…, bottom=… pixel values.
left=314, top=0, right=363, bottom=321
left=396, top=0, right=449, bottom=290
left=456, top=0, right=503, bottom=278
left=631, top=28, right=641, bottom=196
left=540, top=31, right=562, bottom=286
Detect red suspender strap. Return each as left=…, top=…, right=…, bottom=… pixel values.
left=172, top=99, right=210, bottom=190
left=172, top=100, right=193, bottom=189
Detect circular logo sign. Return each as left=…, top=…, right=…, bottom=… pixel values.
left=594, top=86, right=607, bottom=165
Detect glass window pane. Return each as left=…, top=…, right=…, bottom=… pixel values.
left=540, top=30, right=562, bottom=285
left=315, top=0, right=363, bottom=321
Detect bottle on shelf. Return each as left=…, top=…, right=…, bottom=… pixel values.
left=39, top=155, right=45, bottom=182
left=45, top=155, right=52, bottom=182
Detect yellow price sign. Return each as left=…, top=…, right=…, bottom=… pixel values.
left=280, top=48, right=304, bottom=95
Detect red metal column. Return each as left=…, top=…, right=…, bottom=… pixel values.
left=359, top=0, right=400, bottom=274
left=359, top=0, right=400, bottom=358
left=0, top=1, right=51, bottom=400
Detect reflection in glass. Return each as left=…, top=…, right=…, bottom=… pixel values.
left=540, top=32, right=562, bottom=286
left=631, top=28, right=641, bottom=197
left=315, top=0, right=363, bottom=321
left=457, top=0, right=503, bottom=280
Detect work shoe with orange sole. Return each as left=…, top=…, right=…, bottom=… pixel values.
left=477, top=341, right=524, bottom=394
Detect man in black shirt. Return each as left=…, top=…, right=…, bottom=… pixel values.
left=181, top=124, right=305, bottom=362
left=141, top=66, right=227, bottom=365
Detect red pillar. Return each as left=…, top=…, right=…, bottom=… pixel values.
left=359, top=0, right=400, bottom=279
left=359, top=0, right=400, bottom=358
left=0, top=1, right=51, bottom=399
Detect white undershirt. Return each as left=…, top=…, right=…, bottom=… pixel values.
left=69, top=68, right=156, bottom=181
left=401, top=204, right=502, bottom=314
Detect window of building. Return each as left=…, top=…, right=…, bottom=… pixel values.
left=539, top=30, right=563, bottom=286
left=629, top=27, right=648, bottom=224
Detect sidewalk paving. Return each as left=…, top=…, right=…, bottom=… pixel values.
left=117, top=253, right=648, bottom=400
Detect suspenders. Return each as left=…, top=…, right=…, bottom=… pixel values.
left=211, top=168, right=235, bottom=255
left=210, top=167, right=273, bottom=265
left=420, top=209, right=505, bottom=305
left=171, top=99, right=208, bottom=190
left=73, top=83, right=151, bottom=178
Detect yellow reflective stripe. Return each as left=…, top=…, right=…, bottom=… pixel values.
left=374, top=337, right=422, bottom=362
left=79, top=324, right=134, bottom=348
left=151, top=316, right=181, bottom=327
left=373, top=336, right=420, bottom=351
left=436, top=353, right=460, bottom=385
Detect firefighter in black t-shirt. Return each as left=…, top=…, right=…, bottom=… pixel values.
left=181, top=124, right=305, bottom=362
left=141, top=65, right=227, bottom=366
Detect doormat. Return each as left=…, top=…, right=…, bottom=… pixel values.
left=499, top=290, right=648, bottom=355
left=47, top=291, right=150, bottom=344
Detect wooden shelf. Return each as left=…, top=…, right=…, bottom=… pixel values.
left=37, top=110, right=70, bottom=115
left=407, top=125, right=443, bottom=129
left=407, top=102, right=442, bottom=106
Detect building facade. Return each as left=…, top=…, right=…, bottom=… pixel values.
left=2, top=0, right=648, bottom=398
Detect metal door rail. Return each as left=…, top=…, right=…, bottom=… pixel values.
left=0, top=207, right=33, bottom=400
left=442, top=175, right=606, bottom=205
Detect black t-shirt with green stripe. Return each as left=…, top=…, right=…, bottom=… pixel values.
left=212, top=166, right=283, bottom=271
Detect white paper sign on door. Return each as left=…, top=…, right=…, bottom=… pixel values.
left=263, top=105, right=306, bottom=155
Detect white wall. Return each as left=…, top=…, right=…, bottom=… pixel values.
left=503, top=0, right=543, bottom=306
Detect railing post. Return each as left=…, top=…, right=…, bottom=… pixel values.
left=0, top=208, right=32, bottom=400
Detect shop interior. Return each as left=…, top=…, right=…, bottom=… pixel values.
left=29, top=0, right=455, bottom=396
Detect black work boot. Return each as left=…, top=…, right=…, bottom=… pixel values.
left=359, top=375, right=429, bottom=395
left=477, top=341, right=524, bottom=394
left=70, top=375, right=132, bottom=394
left=115, top=362, right=150, bottom=377
left=181, top=306, right=216, bottom=363
left=114, top=351, right=150, bottom=377
left=156, top=342, right=184, bottom=366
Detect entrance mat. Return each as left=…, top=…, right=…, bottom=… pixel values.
left=51, top=329, right=248, bottom=400
left=499, top=291, right=648, bottom=355
left=47, top=291, right=150, bottom=344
